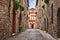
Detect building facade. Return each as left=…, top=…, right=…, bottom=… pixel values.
left=28, top=8, right=37, bottom=29
left=10, top=0, right=29, bottom=35
left=46, top=0, right=60, bottom=39
left=0, top=0, right=28, bottom=40
left=21, top=0, right=29, bottom=29
left=36, top=0, right=46, bottom=30
left=36, top=0, right=60, bottom=38
left=36, top=0, right=60, bottom=39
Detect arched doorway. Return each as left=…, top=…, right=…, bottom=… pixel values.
left=57, top=7, right=60, bottom=38
left=31, top=24, right=34, bottom=28
left=12, top=6, right=16, bottom=33
left=12, top=1, right=16, bottom=33
left=19, top=11, right=22, bottom=25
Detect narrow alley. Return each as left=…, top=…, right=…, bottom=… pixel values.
left=7, top=29, right=56, bottom=40
left=0, top=0, right=60, bottom=40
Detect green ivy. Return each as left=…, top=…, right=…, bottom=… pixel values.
left=18, top=25, right=23, bottom=30
left=14, top=1, right=24, bottom=11
left=38, top=16, right=41, bottom=19
left=20, top=5, right=24, bottom=11
left=15, top=1, right=20, bottom=10
left=44, top=0, right=49, bottom=4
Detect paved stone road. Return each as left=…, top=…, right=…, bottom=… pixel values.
left=7, top=29, right=56, bottom=40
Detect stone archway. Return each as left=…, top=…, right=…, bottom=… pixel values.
left=57, top=7, right=60, bottom=38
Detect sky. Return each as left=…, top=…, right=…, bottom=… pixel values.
left=28, top=0, right=36, bottom=9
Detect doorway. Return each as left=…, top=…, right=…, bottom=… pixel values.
left=12, top=2, right=16, bottom=33
left=12, top=8, right=16, bottom=33
left=57, top=7, right=60, bottom=38
left=31, top=24, right=34, bottom=28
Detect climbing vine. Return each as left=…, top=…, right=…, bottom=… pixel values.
left=20, top=5, right=24, bottom=11
left=38, top=16, right=41, bottom=19
left=15, top=0, right=24, bottom=11
left=44, top=0, right=49, bottom=4
left=15, top=1, right=20, bottom=10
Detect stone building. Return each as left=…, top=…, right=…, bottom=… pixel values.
left=10, top=0, right=28, bottom=36
left=0, top=0, right=28, bottom=40
left=21, top=0, right=29, bottom=29
left=36, top=0, right=60, bottom=39
left=45, top=0, right=60, bottom=39
left=0, top=0, right=11, bottom=40
left=36, top=0, right=46, bottom=30
left=28, top=8, right=37, bottom=29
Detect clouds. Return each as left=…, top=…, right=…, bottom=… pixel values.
left=28, top=0, right=36, bottom=9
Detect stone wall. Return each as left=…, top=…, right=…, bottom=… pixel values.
left=42, top=0, right=57, bottom=38
left=21, top=0, right=28, bottom=29
left=0, top=0, right=10, bottom=40
left=43, top=0, right=60, bottom=38
left=36, top=0, right=60, bottom=39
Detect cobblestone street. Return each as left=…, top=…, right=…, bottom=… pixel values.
left=7, top=29, right=56, bottom=40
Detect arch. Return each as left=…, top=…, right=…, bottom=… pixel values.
left=57, top=7, right=60, bottom=38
